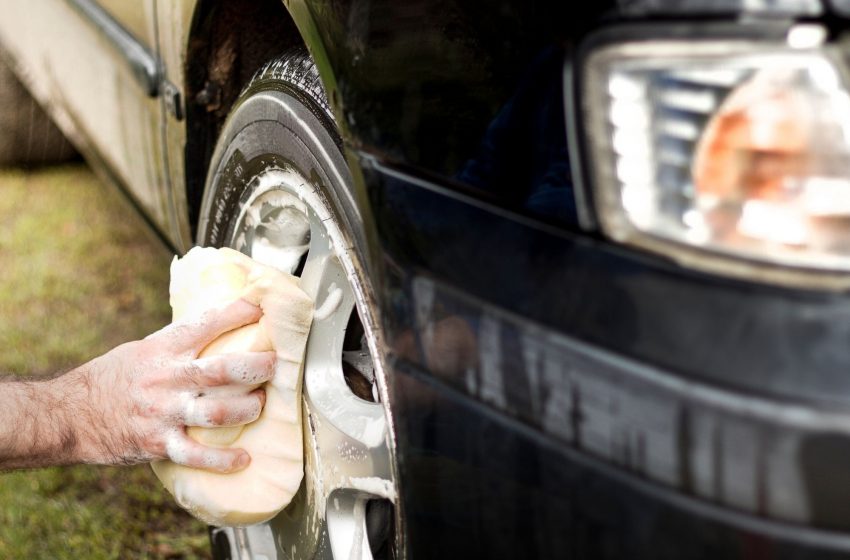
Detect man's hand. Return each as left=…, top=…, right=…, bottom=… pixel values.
left=0, top=299, right=274, bottom=473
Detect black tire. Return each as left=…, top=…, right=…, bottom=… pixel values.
left=197, top=47, right=399, bottom=560
left=0, top=56, right=76, bottom=166
left=198, top=46, right=348, bottom=248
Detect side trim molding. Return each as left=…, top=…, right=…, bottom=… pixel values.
left=66, top=0, right=160, bottom=97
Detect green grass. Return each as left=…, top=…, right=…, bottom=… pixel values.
left=0, top=164, right=210, bottom=559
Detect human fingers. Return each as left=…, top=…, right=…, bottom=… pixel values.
left=165, top=430, right=252, bottom=473
left=176, top=351, right=276, bottom=389
left=159, top=299, right=263, bottom=354
left=181, top=389, right=266, bottom=428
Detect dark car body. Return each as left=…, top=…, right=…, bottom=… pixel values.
left=3, top=0, right=850, bottom=557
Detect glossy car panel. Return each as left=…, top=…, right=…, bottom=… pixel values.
left=394, top=363, right=850, bottom=559
left=303, top=0, right=606, bottom=220
left=367, top=153, right=850, bottom=519
left=365, top=158, right=850, bottom=406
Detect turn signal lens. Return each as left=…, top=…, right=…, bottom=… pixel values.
left=585, top=36, right=850, bottom=276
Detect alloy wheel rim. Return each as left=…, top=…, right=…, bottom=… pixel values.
left=225, top=167, right=396, bottom=559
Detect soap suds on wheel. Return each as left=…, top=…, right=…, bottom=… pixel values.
left=314, top=282, right=343, bottom=320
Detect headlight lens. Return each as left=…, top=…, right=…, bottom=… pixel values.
left=584, top=37, right=850, bottom=276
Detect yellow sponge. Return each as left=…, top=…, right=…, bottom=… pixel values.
left=151, top=246, right=314, bottom=526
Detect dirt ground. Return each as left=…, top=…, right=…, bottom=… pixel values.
left=0, top=164, right=210, bottom=559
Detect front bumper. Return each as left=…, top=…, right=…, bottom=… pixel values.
left=366, top=159, right=850, bottom=557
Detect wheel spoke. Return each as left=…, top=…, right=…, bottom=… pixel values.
left=302, top=249, right=390, bottom=461
left=327, top=491, right=373, bottom=560
left=297, top=210, right=336, bottom=300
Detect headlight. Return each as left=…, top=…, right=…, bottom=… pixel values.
left=583, top=28, right=850, bottom=285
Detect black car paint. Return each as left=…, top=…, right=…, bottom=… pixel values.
left=305, top=0, right=850, bottom=557
left=367, top=159, right=850, bottom=556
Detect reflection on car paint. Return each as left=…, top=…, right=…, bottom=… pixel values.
left=457, top=46, right=577, bottom=225
left=402, top=273, right=836, bottom=529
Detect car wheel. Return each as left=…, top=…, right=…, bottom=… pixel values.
left=196, top=48, right=399, bottom=560
left=0, top=55, right=76, bottom=166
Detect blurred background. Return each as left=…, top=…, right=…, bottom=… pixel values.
left=0, top=163, right=209, bottom=559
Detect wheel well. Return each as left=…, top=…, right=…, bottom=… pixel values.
left=184, top=0, right=304, bottom=237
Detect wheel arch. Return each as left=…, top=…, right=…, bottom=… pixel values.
left=182, top=0, right=344, bottom=238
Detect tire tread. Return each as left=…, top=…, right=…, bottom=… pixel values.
left=242, top=47, right=335, bottom=128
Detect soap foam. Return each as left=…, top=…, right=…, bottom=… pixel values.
left=313, top=282, right=343, bottom=321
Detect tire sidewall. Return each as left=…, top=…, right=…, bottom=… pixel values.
left=197, top=70, right=402, bottom=559
left=198, top=83, right=355, bottom=251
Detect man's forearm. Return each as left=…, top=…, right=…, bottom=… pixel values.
left=0, top=300, right=271, bottom=472
left=0, top=368, right=99, bottom=469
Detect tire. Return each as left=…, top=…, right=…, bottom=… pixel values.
left=0, top=56, right=76, bottom=166
left=197, top=48, right=399, bottom=560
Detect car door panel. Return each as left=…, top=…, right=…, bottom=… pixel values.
left=0, top=0, right=169, bottom=233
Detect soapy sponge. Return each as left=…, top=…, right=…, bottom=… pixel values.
left=151, top=246, right=314, bottom=526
